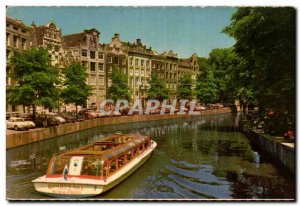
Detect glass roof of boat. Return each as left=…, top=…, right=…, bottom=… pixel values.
left=61, top=134, right=150, bottom=159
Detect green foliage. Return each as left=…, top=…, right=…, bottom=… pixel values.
left=224, top=7, right=296, bottom=134
left=177, top=74, right=194, bottom=100
left=196, top=49, right=239, bottom=104
left=147, top=73, right=169, bottom=101
left=8, top=48, right=60, bottom=113
left=107, top=67, right=131, bottom=101
left=60, top=63, right=93, bottom=110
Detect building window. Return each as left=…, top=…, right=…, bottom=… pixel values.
left=129, top=58, right=133, bottom=66
left=54, top=45, right=59, bottom=52
left=141, top=60, right=145, bottom=67
left=135, top=59, right=139, bottom=66
left=90, top=62, right=96, bottom=72
left=89, top=74, right=96, bottom=85
left=13, top=26, right=18, bottom=31
left=98, top=75, right=105, bottom=85
left=47, top=44, right=52, bottom=50
left=21, top=38, right=27, bottom=50
left=6, top=49, right=10, bottom=60
left=146, top=60, right=150, bottom=68
left=98, top=63, right=104, bottom=72
left=82, top=49, right=87, bottom=57
left=13, top=36, right=18, bottom=48
left=122, top=58, right=126, bottom=65
left=21, top=29, right=27, bottom=34
left=90, top=51, right=95, bottom=59
left=6, top=33, right=10, bottom=46
left=82, top=61, right=88, bottom=69
left=98, top=53, right=104, bottom=59
left=114, top=56, right=119, bottom=64
left=107, top=56, right=112, bottom=63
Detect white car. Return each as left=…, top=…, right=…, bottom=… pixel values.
left=47, top=113, right=66, bottom=124
left=113, top=111, right=122, bottom=116
left=7, top=117, right=35, bottom=131
left=96, top=111, right=108, bottom=118
left=53, top=115, right=66, bottom=124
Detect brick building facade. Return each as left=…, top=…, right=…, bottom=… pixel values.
left=6, top=16, right=31, bottom=112
left=63, top=28, right=106, bottom=109
left=6, top=15, right=200, bottom=113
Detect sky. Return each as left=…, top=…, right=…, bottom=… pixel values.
left=6, top=6, right=236, bottom=58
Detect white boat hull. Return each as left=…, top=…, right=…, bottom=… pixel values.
left=33, top=141, right=157, bottom=198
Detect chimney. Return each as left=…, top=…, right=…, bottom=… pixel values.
left=136, top=38, right=141, bottom=45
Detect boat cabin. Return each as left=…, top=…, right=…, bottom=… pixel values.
left=46, top=134, right=152, bottom=180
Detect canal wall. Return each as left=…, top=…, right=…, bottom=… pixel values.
left=6, top=107, right=231, bottom=149
left=240, top=121, right=295, bottom=174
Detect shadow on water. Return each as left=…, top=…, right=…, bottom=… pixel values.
left=6, top=113, right=295, bottom=200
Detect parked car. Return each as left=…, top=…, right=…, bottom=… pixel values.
left=19, top=113, right=34, bottom=121
left=78, top=109, right=97, bottom=119
left=95, top=111, right=108, bottom=118
left=215, top=103, right=224, bottom=109
left=33, top=114, right=60, bottom=127
left=144, top=108, right=160, bottom=115
left=176, top=107, right=188, bottom=114
left=59, top=112, right=77, bottom=123
left=194, top=105, right=207, bottom=111
left=7, top=117, right=35, bottom=131
left=120, top=108, right=133, bottom=116
left=48, top=113, right=66, bottom=124
left=6, top=112, right=21, bottom=120
left=207, top=104, right=218, bottom=109
left=76, top=114, right=86, bottom=122
left=113, top=111, right=122, bottom=116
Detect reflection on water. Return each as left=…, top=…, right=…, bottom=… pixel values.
left=6, top=113, right=295, bottom=199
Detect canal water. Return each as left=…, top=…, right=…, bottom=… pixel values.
left=6, top=113, right=295, bottom=200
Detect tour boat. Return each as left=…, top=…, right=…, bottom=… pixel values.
left=32, top=133, right=157, bottom=198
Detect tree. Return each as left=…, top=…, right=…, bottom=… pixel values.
left=224, top=7, right=296, bottom=134
left=107, top=67, right=131, bottom=102
left=8, top=48, right=60, bottom=118
left=177, top=74, right=194, bottom=100
left=60, top=62, right=93, bottom=113
left=208, top=48, right=238, bottom=103
left=196, top=50, right=238, bottom=105
left=147, top=73, right=169, bottom=101
left=195, top=71, right=218, bottom=104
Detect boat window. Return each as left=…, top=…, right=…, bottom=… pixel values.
left=126, top=150, right=133, bottom=161
left=117, top=154, right=126, bottom=168
left=49, top=156, right=71, bottom=175
left=81, top=156, right=99, bottom=176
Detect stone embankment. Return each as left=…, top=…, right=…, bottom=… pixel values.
left=240, top=120, right=295, bottom=174
left=6, top=107, right=231, bottom=149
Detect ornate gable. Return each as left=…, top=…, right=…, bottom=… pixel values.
left=108, top=33, right=125, bottom=55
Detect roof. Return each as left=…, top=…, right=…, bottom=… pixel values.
left=63, top=32, right=86, bottom=47
left=63, top=28, right=100, bottom=47
left=61, top=134, right=150, bottom=160
left=6, top=16, right=31, bottom=30
left=160, top=50, right=178, bottom=58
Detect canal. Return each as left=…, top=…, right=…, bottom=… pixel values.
left=6, top=113, right=295, bottom=200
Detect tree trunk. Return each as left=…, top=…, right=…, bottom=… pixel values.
left=32, top=104, right=36, bottom=119
left=75, top=105, right=78, bottom=114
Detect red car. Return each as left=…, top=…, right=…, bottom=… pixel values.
left=78, top=109, right=97, bottom=119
